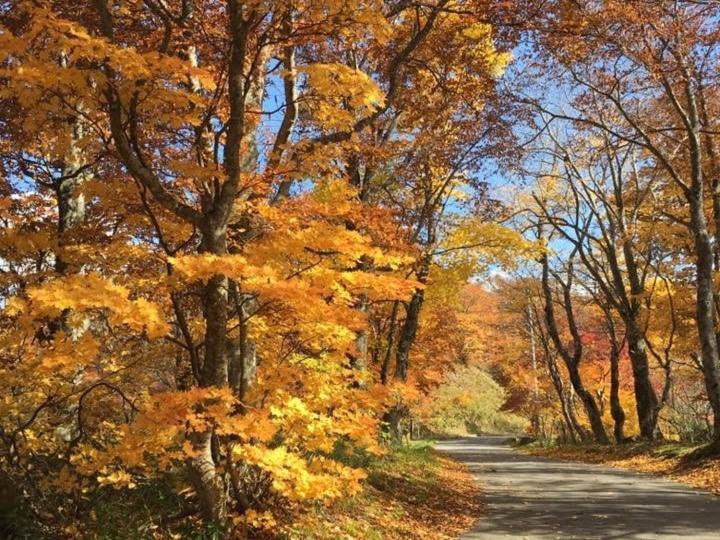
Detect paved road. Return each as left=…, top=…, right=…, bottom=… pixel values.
left=436, top=436, right=720, bottom=539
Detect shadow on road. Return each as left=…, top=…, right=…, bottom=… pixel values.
left=436, top=436, right=720, bottom=540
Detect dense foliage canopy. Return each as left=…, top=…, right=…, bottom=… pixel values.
left=2, top=0, right=720, bottom=538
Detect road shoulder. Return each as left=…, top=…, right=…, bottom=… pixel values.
left=522, top=441, right=720, bottom=495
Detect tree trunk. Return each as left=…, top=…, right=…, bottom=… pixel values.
left=228, top=283, right=257, bottom=402
left=385, top=404, right=406, bottom=444
left=189, top=223, right=230, bottom=523
left=535, top=305, right=583, bottom=442
left=55, top=55, right=88, bottom=275
left=565, top=385, right=587, bottom=442
left=616, top=231, right=661, bottom=440
left=394, top=290, right=424, bottom=381
left=394, top=255, right=430, bottom=381
left=380, top=301, right=400, bottom=385
left=526, top=306, right=541, bottom=435
left=388, top=291, right=423, bottom=442
left=608, top=327, right=626, bottom=443
left=188, top=429, right=228, bottom=523
left=349, top=294, right=370, bottom=378
left=547, top=352, right=581, bottom=442
left=55, top=176, right=86, bottom=274
left=565, top=366, right=607, bottom=443
left=623, top=318, right=657, bottom=439
left=689, top=193, right=720, bottom=444
left=541, top=255, right=609, bottom=444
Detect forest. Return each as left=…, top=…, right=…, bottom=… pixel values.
left=2, top=0, right=720, bottom=538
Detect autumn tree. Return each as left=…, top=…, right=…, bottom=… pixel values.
left=0, top=0, right=524, bottom=535
left=525, top=127, right=666, bottom=439
left=531, top=0, right=720, bottom=448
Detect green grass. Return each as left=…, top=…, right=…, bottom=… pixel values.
left=365, top=441, right=440, bottom=500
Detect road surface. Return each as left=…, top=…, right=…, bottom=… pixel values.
left=436, top=436, right=720, bottom=539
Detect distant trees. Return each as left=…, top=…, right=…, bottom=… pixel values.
left=420, top=365, right=528, bottom=436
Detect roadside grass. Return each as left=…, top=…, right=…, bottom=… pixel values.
left=23, top=441, right=481, bottom=539
left=519, top=439, right=720, bottom=495
left=286, top=440, right=482, bottom=539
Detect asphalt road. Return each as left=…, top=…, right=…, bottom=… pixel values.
left=435, top=436, right=720, bottom=539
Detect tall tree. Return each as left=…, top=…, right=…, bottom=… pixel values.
left=540, top=249, right=610, bottom=444
left=530, top=131, right=662, bottom=439
left=0, top=0, right=520, bottom=533
left=534, top=0, right=720, bottom=447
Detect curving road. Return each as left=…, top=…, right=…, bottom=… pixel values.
left=436, top=436, right=720, bottom=539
